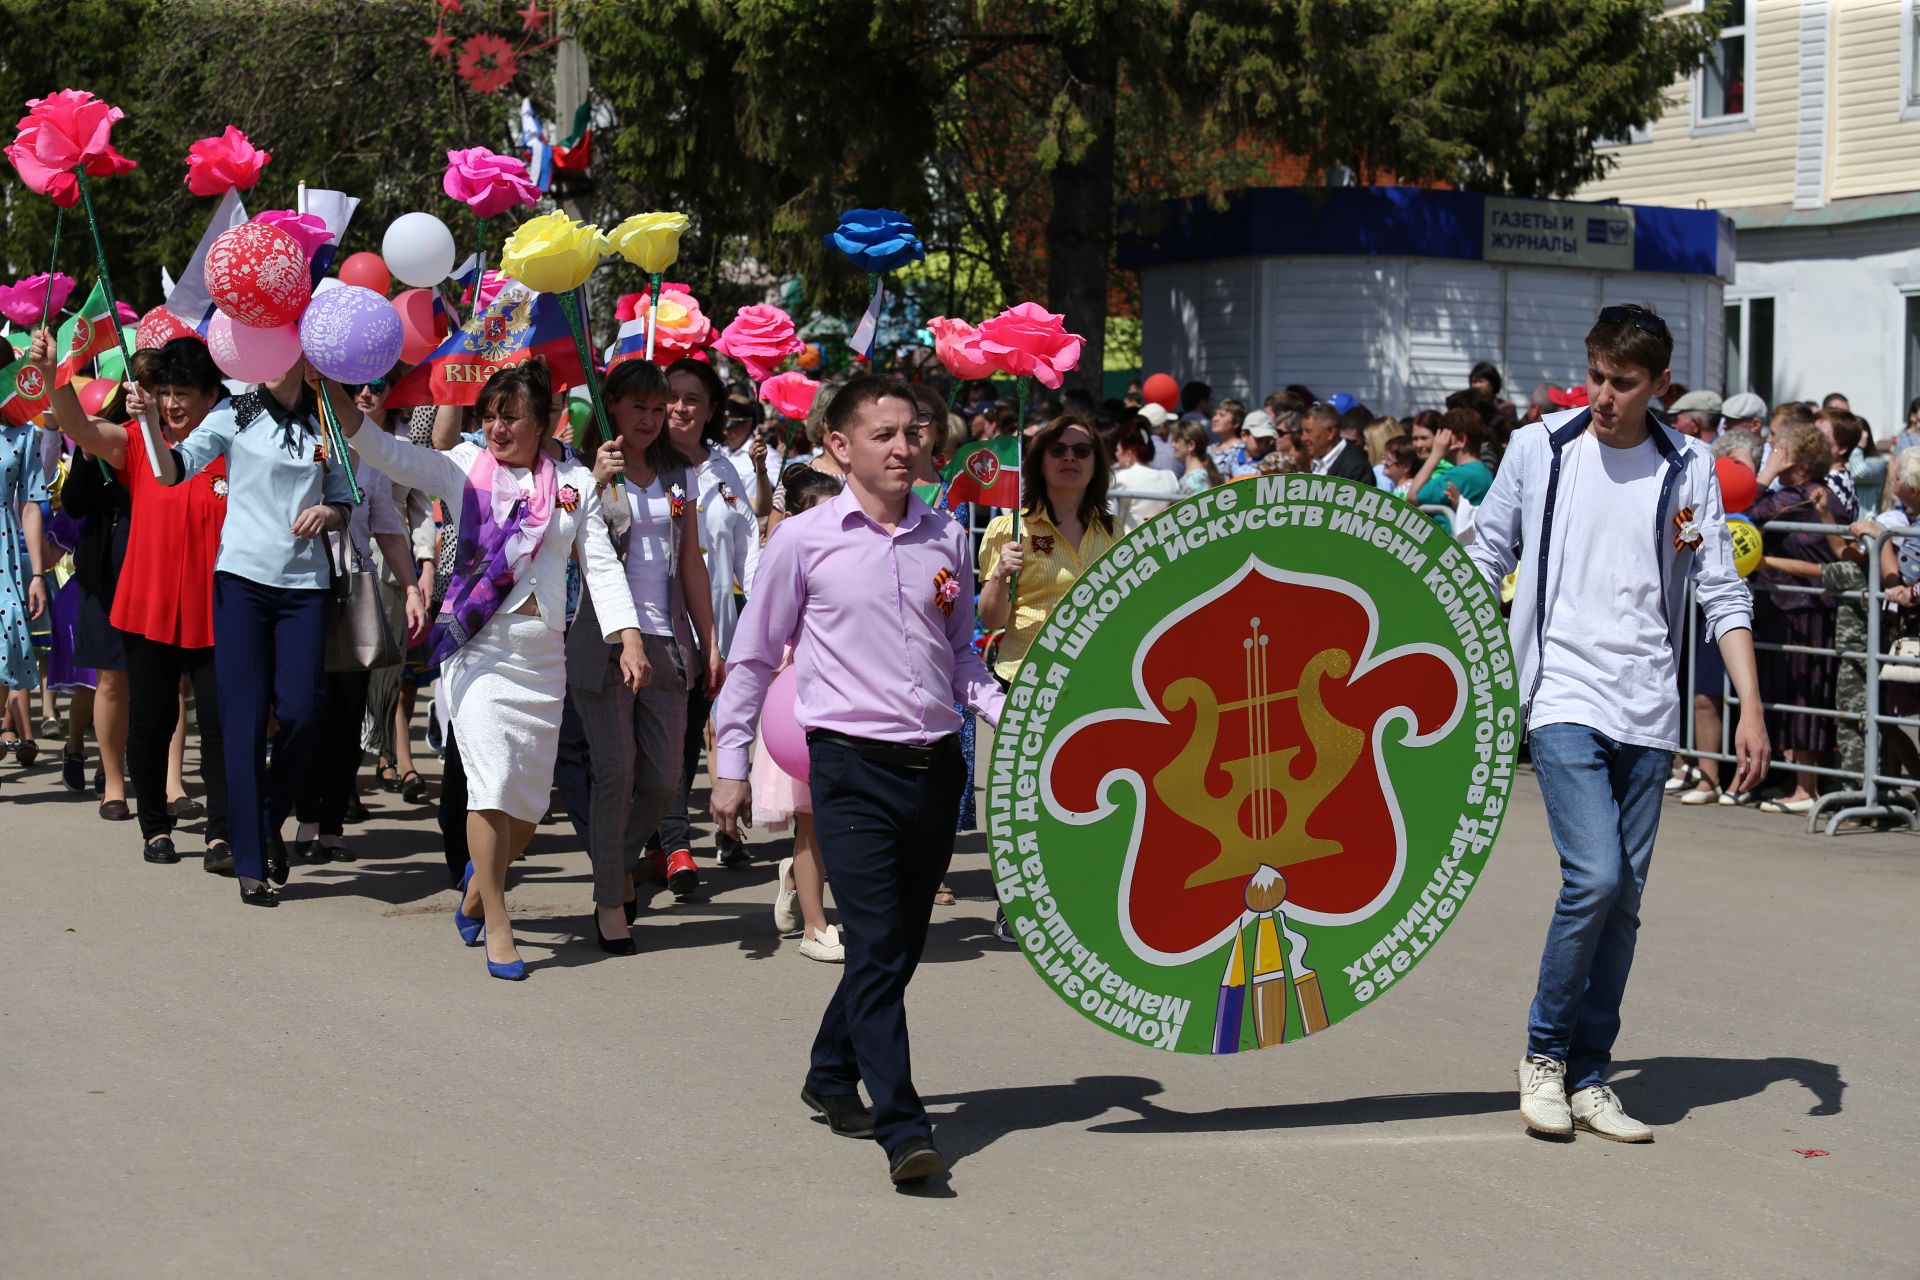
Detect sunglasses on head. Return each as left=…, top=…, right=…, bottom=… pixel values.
left=1047, top=441, right=1094, bottom=460
left=1597, top=305, right=1669, bottom=339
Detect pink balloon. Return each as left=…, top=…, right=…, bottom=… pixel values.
left=208, top=313, right=302, bottom=384
left=762, top=667, right=809, bottom=783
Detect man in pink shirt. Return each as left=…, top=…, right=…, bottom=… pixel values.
left=713, top=375, right=1003, bottom=1187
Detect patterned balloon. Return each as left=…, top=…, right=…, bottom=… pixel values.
left=298, top=284, right=405, bottom=384
left=204, top=222, right=312, bottom=328
left=135, top=305, right=199, bottom=351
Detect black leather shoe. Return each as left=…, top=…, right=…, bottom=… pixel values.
left=267, top=832, right=290, bottom=886
left=801, top=1087, right=876, bottom=1139
left=61, top=751, right=85, bottom=794
left=343, top=797, right=371, bottom=825
left=143, top=837, right=179, bottom=865
left=888, top=1138, right=944, bottom=1185
left=592, top=911, right=638, bottom=956
left=238, top=877, right=278, bottom=907
left=203, top=842, right=234, bottom=875
left=289, top=839, right=334, bottom=866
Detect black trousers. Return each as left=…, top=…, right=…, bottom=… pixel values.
left=652, top=680, right=712, bottom=853
left=437, top=726, right=470, bottom=887
left=805, top=734, right=964, bottom=1155
left=294, top=669, right=371, bottom=837
left=122, top=632, right=229, bottom=845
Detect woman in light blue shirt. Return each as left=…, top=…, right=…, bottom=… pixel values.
left=150, top=363, right=351, bottom=907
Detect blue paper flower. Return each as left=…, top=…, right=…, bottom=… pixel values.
left=825, top=208, right=926, bottom=274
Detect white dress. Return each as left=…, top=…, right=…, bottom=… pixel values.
left=350, top=429, right=638, bottom=821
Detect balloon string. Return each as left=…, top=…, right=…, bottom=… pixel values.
left=75, top=170, right=156, bottom=477
left=473, top=214, right=488, bottom=327
left=559, top=288, right=615, bottom=474
left=317, top=382, right=364, bottom=506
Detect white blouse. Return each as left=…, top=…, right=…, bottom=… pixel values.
left=347, top=427, right=638, bottom=641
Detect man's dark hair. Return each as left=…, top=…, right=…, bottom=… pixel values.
left=1444, top=389, right=1500, bottom=425
left=1439, top=406, right=1489, bottom=454
left=1822, top=392, right=1850, bottom=410
left=1585, top=303, right=1673, bottom=377
left=823, top=372, right=915, bottom=440
left=1337, top=405, right=1371, bottom=438
left=1469, top=361, right=1503, bottom=395
left=1179, top=380, right=1211, bottom=413
left=780, top=464, right=844, bottom=514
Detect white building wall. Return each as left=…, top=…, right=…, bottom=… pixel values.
left=1141, top=256, right=1722, bottom=416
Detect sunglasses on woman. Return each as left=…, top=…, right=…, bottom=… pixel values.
left=344, top=379, right=388, bottom=395
left=1046, top=442, right=1094, bottom=460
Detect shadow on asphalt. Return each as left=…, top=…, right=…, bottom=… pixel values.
left=1608, top=1056, right=1845, bottom=1121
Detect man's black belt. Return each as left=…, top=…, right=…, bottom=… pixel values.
left=806, top=729, right=955, bottom=770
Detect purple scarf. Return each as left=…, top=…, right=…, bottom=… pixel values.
left=427, top=448, right=557, bottom=665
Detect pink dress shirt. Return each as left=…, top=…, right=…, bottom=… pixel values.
left=714, top=486, right=1004, bottom=780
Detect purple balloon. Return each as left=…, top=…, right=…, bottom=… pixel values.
left=298, top=284, right=405, bottom=384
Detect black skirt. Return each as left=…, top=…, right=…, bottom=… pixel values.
left=1757, top=598, right=1837, bottom=756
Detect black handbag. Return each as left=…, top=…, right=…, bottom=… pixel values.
left=324, top=528, right=404, bottom=673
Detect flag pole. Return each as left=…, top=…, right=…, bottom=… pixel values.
left=74, top=170, right=159, bottom=478
left=41, top=208, right=62, bottom=330
left=1006, top=374, right=1029, bottom=604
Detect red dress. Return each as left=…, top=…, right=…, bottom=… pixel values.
left=110, top=419, right=228, bottom=649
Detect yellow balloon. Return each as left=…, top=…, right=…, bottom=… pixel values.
left=1729, top=518, right=1762, bottom=577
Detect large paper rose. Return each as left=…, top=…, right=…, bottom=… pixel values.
left=928, top=316, right=993, bottom=380
left=499, top=211, right=608, bottom=294
left=825, top=208, right=925, bottom=274
left=6, top=89, right=138, bottom=208
left=608, top=211, right=690, bottom=275
left=185, top=126, right=270, bottom=197
left=975, top=302, right=1084, bottom=390
left=622, top=285, right=714, bottom=365
left=759, top=372, right=818, bottom=422
left=442, top=147, right=541, bottom=219
left=251, top=211, right=331, bottom=267
left=711, top=304, right=803, bottom=382
left=0, top=273, right=76, bottom=326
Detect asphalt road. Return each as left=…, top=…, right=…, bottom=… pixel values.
left=2, top=734, right=1915, bottom=1278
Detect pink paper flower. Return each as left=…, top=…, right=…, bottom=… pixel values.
left=184, top=126, right=270, bottom=197
left=928, top=316, right=993, bottom=380
left=626, top=286, right=714, bottom=365
left=462, top=269, right=513, bottom=313
left=6, top=89, right=138, bottom=209
left=711, top=304, right=803, bottom=383
left=114, top=301, right=138, bottom=325
left=0, top=272, right=76, bottom=326
left=443, top=147, right=541, bottom=219
left=975, top=302, right=1083, bottom=390
left=759, top=371, right=818, bottom=421
left=252, top=210, right=331, bottom=267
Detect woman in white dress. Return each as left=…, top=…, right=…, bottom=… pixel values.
left=334, top=360, right=645, bottom=980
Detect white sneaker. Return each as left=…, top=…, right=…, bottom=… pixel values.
left=1517, top=1055, right=1572, bottom=1135
left=799, top=924, right=846, bottom=963
left=1570, top=1084, right=1654, bottom=1142
left=773, top=856, right=800, bottom=935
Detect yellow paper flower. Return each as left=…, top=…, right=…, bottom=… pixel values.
left=499, top=211, right=609, bottom=294
left=608, top=211, right=690, bottom=275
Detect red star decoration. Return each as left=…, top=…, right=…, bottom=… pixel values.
left=437, top=0, right=462, bottom=13
left=425, top=25, right=456, bottom=60
left=458, top=33, right=520, bottom=95
left=517, top=2, right=550, bottom=34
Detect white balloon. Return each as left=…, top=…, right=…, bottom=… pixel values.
left=383, top=212, right=458, bottom=288
left=313, top=277, right=344, bottom=294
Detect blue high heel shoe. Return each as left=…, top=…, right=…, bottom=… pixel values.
left=485, top=952, right=527, bottom=981
left=453, top=862, right=483, bottom=947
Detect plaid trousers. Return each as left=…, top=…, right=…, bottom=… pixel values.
left=571, top=633, right=688, bottom=905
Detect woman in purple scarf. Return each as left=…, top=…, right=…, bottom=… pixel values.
left=336, top=361, right=645, bottom=981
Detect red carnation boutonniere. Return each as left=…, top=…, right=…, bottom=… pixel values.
left=1030, top=533, right=1055, bottom=556
left=1673, top=508, right=1702, bottom=551
left=669, top=482, right=687, bottom=519
left=720, top=482, right=739, bottom=507
left=933, top=566, right=961, bottom=617
left=558, top=484, right=580, bottom=513
left=313, top=435, right=329, bottom=467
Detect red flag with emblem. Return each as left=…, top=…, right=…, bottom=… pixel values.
left=55, top=281, right=117, bottom=385
left=940, top=436, right=1021, bottom=509
left=0, top=351, right=51, bottom=425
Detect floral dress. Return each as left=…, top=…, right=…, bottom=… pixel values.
left=0, top=425, right=50, bottom=690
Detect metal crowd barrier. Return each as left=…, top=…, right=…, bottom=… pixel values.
left=1677, top=518, right=1920, bottom=836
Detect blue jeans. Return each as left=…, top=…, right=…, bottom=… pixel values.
left=1526, top=723, right=1672, bottom=1089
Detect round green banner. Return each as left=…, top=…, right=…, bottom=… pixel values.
left=988, top=475, right=1521, bottom=1054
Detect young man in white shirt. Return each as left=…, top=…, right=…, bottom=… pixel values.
left=1468, top=304, right=1771, bottom=1142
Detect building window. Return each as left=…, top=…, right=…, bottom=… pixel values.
left=1598, top=123, right=1655, bottom=148
left=1905, top=295, right=1920, bottom=417
left=1726, top=296, right=1774, bottom=405
left=1697, top=0, right=1752, bottom=129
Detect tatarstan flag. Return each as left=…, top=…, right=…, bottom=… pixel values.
left=0, top=351, right=50, bottom=425
left=385, top=281, right=585, bottom=408
left=55, top=281, right=117, bottom=385
left=941, top=435, right=1021, bottom=509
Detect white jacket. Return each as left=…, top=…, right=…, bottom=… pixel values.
left=1465, top=407, right=1752, bottom=723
